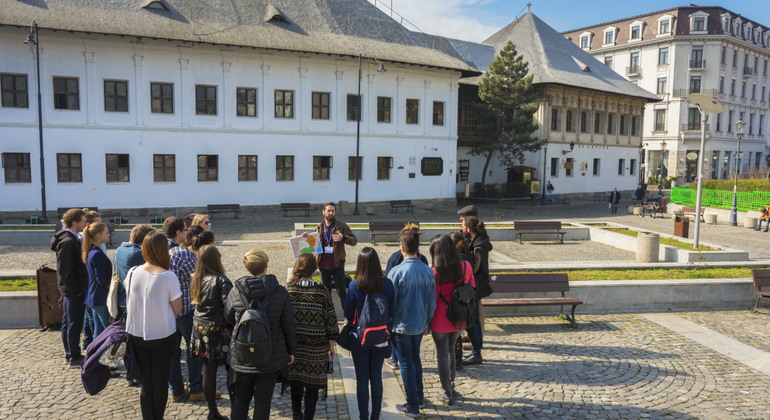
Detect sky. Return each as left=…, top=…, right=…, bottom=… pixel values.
left=367, top=0, right=770, bottom=43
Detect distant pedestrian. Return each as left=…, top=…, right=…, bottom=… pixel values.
left=312, top=202, right=358, bottom=309
left=546, top=181, right=554, bottom=196
left=635, top=184, right=646, bottom=202
left=610, top=188, right=621, bottom=214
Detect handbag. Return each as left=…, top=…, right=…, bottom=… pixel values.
left=107, top=274, right=120, bottom=319
left=336, top=323, right=352, bottom=351
left=98, top=341, right=127, bottom=369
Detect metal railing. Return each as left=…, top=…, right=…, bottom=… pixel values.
left=743, top=66, right=754, bottom=76
left=625, top=65, right=641, bottom=76
left=689, top=59, right=706, bottom=69
left=682, top=122, right=702, bottom=131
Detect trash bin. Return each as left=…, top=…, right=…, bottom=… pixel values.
left=674, top=216, right=689, bottom=238
left=36, top=265, right=62, bottom=329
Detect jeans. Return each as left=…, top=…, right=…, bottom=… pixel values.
left=231, top=372, right=279, bottom=420
left=90, top=305, right=111, bottom=340
left=130, top=333, right=176, bottom=420
left=611, top=202, right=618, bottom=214
left=62, top=294, right=86, bottom=361
left=350, top=339, right=388, bottom=420
left=466, top=300, right=483, bottom=357
left=392, top=333, right=424, bottom=411
left=759, top=219, right=769, bottom=231
left=320, top=266, right=346, bottom=309
left=82, top=305, right=94, bottom=348
left=169, top=311, right=203, bottom=395
left=432, top=331, right=461, bottom=399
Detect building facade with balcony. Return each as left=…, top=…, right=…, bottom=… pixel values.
left=563, top=6, right=770, bottom=185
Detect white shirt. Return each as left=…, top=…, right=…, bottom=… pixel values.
left=126, top=267, right=182, bottom=341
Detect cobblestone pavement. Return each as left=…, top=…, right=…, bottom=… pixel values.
left=4, top=312, right=770, bottom=419
left=677, top=310, right=770, bottom=354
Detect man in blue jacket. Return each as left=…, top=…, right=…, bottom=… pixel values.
left=388, top=229, right=436, bottom=417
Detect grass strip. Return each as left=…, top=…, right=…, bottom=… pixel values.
left=607, top=228, right=718, bottom=251
left=0, top=278, right=36, bottom=292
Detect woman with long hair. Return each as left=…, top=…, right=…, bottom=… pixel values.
left=429, top=234, right=475, bottom=408
left=83, top=222, right=113, bottom=339
left=286, top=254, right=339, bottom=420
left=126, top=231, right=183, bottom=420
left=344, top=247, right=396, bottom=420
left=189, top=230, right=216, bottom=253
left=192, top=214, right=211, bottom=232
left=190, top=245, right=232, bottom=420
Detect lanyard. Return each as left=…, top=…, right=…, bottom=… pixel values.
left=323, top=223, right=334, bottom=246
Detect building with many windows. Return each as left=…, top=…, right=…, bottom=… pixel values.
left=563, top=6, right=770, bottom=185
left=0, top=0, right=479, bottom=214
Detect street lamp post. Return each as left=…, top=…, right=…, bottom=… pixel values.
left=353, top=54, right=386, bottom=216
left=540, top=139, right=548, bottom=206
left=658, top=140, right=667, bottom=203
left=24, top=21, right=47, bottom=223
left=729, top=119, right=747, bottom=226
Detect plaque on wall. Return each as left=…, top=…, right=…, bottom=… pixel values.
left=421, top=157, right=443, bottom=176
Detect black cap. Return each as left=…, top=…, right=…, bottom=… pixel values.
left=457, top=205, right=479, bottom=216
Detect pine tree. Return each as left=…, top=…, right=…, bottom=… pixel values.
left=471, top=41, right=541, bottom=186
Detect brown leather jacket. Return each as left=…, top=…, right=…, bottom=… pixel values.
left=314, top=219, right=357, bottom=268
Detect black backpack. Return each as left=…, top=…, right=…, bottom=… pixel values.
left=355, top=291, right=390, bottom=347
left=439, top=265, right=476, bottom=329
left=231, top=288, right=277, bottom=366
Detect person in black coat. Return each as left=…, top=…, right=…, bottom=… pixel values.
left=462, top=216, right=493, bottom=366
left=225, top=249, right=297, bottom=420
left=610, top=188, right=622, bottom=214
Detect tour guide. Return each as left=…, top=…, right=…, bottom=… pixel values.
left=311, top=202, right=357, bottom=307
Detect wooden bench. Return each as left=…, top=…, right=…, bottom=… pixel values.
left=752, top=269, right=770, bottom=312
left=207, top=204, right=241, bottom=219
left=483, top=273, right=582, bottom=327
left=641, top=197, right=668, bottom=218
left=56, top=206, right=98, bottom=220
left=280, top=202, right=311, bottom=217
left=389, top=200, right=414, bottom=213
left=675, top=206, right=705, bottom=222
left=513, top=221, right=566, bottom=244
left=546, top=194, right=566, bottom=205
left=369, top=221, right=420, bottom=245
left=593, top=192, right=609, bottom=202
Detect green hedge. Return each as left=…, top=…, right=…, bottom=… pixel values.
left=689, top=180, right=770, bottom=192
left=671, top=186, right=770, bottom=212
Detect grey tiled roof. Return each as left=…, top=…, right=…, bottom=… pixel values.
left=459, top=12, right=660, bottom=102
left=0, top=0, right=481, bottom=76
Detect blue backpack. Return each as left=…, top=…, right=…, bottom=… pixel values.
left=355, top=292, right=390, bottom=347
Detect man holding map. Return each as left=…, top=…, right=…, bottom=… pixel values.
left=309, top=202, right=357, bottom=308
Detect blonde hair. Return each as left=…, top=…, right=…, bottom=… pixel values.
left=192, top=214, right=209, bottom=227
left=403, top=222, right=420, bottom=232
left=82, top=222, right=107, bottom=263
left=244, top=249, right=269, bottom=276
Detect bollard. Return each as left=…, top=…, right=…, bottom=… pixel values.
left=704, top=213, right=717, bottom=225
left=627, top=205, right=635, bottom=214
left=636, top=232, right=660, bottom=263
left=745, top=217, right=758, bottom=229
left=633, top=207, right=642, bottom=215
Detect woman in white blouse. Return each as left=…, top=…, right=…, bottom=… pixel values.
left=126, top=231, right=182, bottom=420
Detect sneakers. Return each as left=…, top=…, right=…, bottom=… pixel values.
left=463, top=354, right=483, bottom=365
left=395, top=403, right=420, bottom=418
left=189, top=391, right=221, bottom=402
left=442, top=396, right=459, bottom=408
left=171, top=386, right=189, bottom=403
left=419, top=399, right=429, bottom=408
left=385, top=359, right=399, bottom=370
left=68, top=356, right=84, bottom=369
left=455, top=362, right=464, bottom=371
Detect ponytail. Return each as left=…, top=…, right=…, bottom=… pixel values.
left=82, top=222, right=107, bottom=263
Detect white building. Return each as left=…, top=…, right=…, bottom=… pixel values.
left=563, top=5, right=770, bottom=185
left=0, top=0, right=479, bottom=215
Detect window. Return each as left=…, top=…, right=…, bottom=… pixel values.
left=757, top=153, right=763, bottom=168
left=104, top=80, right=128, bottom=112
left=580, top=36, right=589, bottom=48
left=629, top=52, right=640, bottom=73
left=313, top=156, right=332, bottom=181
left=604, top=31, right=614, bottom=44
left=692, top=17, right=705, bottom=31
left=312, top=92, right=330, bottom=120
left=57, top=153, right=82, bottom=182
left=733, top=51, right=738, bottom=67
left=550, top=157, right=559, bottom=177
left=760, top=115, right=765, bottom=135
left=630, top=159, right=637, bottom=176
left=377, top=97, right=391, bottom=123
left=53, top=77, right=79, bottom=110
left=276, top=155, right=294, bottom=181
left=348, top=156, right=362, bottom=181
left=275, top=90, right=294, bottom=118
left=433, top=101, right=444, bottom=126
left=753, top=84, right=757, bottom=100
left=105, top=154, right=129, bottom=182
left=607, top=114, right=614, bottom=134
left=659, top=20, right=669, bottom=34
left=716, top=113, right=722, bottom=131
left=654, top=110, right=666, bottom=131
left=658, top=48, right=669, bottom=65
left=657, top=77, right=667, bottom=94
left=735, top=22, right=740, bottom=37
left=750, top=113, right=755, bottom=134
left=721, top=47, right=727, bottom=64
left=594, top=113, right=603, bottom=134
left=406, top=99, right=419, bottom=124
left=593, top=158, right=600, bottom=176
left=197, top=155, right=218, bottom=181
left=620, top=115, right=627, bottom=135
left=377, top=157, right=393, bottom=180
left=728, top=110, right=734, bottom=132
left=687, top=108, right=701, bottom=130
left=551, top=109, right=560, bottom=131
left=691, top=47, right=703, bottom=68
left=347, top=94, right=361, bottom=122
left=1, top=74, right=28, bottom=108
left=723, top=17, right=730, bottom=32
left=632, top=117, right=638, bottom=136
left=580, top=112, right=588, bottom=133
left=566, top=158, right=574, bottom=177
left=689, top=76, right=701, bottom=94
left=764, top=87, right=767, bottom=101
left=719, top=77, right=725, bottom=94
left=153, top=154, right=175, bottom=182
left=765, top=60, right=768, bottom=76
left=151, top=83, right=173, bottom=113
left=618, top=159, right=625, bottom=175
left=631, top=26, right=641, bottom=39
left=237, top=88, right=257, bottom=117
left=723, top=151, right=731, bottom=179
left=566, top=110, right=573, bottom=132
left=604, top=56, right=613, bottom=69
left=238, top=155, right=258, bottom=181
left=2, top=153, right=30, bottom=183
left=194, top=85, right=216, bottom=115
left=711, top=151, right=720, bottom=179
left=458, top=160, right=469, bottom=181
left=742, top=81, right=746, bottom=97
left=731, top=79, right=736, bottom=96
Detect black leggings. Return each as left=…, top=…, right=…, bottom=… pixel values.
left=291, top=383, right=320, bottom=420
left=231, top=372, right=279, bottom=420
left=129, top=334, right=176, bottom=420
left=202, top=359, right=221, bottom=403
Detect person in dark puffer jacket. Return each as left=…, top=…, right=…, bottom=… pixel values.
left=225, top=249, right=297, bottom=420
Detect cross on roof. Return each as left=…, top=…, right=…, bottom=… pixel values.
left=527, top=2, right=532, bottom=12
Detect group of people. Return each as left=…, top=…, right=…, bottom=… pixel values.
left=51, top=202, right=494, bottom=420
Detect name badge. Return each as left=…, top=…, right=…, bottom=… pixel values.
left=324, top=246, right=334, bottom=254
